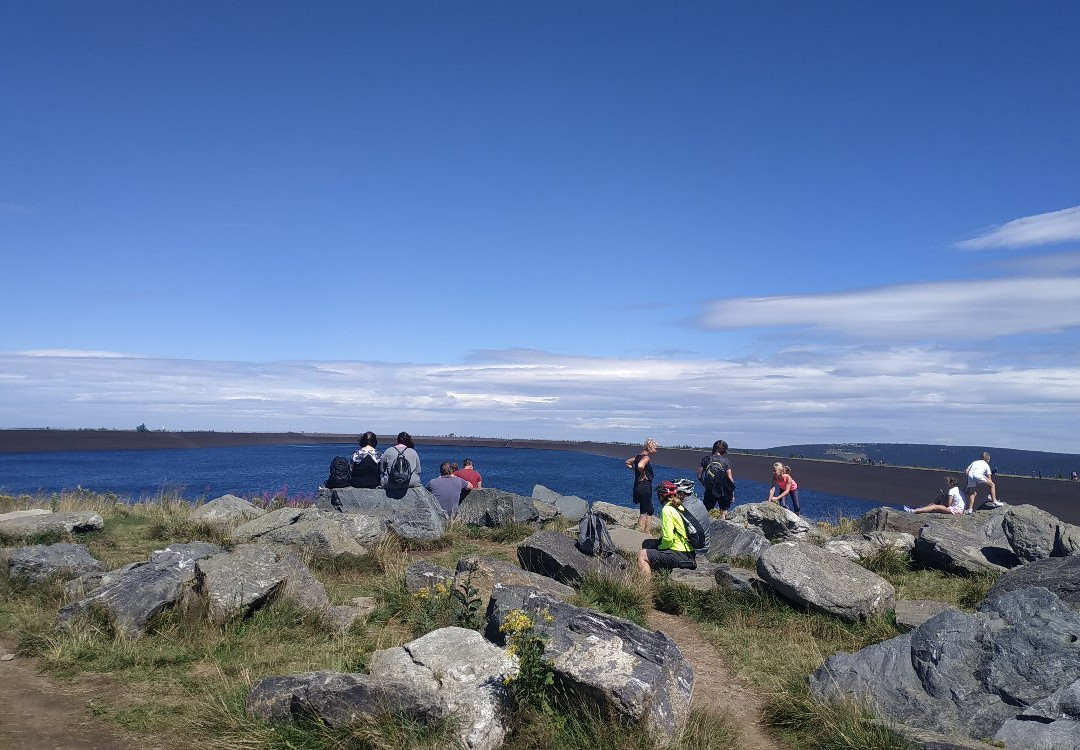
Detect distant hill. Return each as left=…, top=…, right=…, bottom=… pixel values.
left=748, top=443, right=1080, bottom=479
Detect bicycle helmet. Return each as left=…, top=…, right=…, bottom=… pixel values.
left=673, top=478, right=696, bottom=496
left=656, top=480, right=678, bottom=499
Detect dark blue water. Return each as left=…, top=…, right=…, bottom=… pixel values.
left=0, top=444, right=894, bottom=521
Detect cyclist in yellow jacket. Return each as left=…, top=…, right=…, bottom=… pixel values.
left=637, top=480, right=696, bottom=579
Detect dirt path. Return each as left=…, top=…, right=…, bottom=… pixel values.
left=0, top=642, right=139, bottom=750
left=647, top=610, right=786, bottom=750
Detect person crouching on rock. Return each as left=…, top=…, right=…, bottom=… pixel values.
left=903, top=477, right=966, bottom=515
left=767, top=462, right=800, bottom=515
left=637, top=480, right=696, bottom=579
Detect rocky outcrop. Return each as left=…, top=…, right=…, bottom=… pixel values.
left=487, top=585, right=693, bottom=742
left=233, top=507, right=385, bottom=558
left=532, top=485, right=588, bottom=523
left=454, top=555, right=574, bottom=610
left=607, top=527, right=654, bottom=556
left=315, top=486, right=448, bottom=540
left=455, top=488, right=539, bottom=528
left=247, top=671, right=446, bottom=727
left=757, top=542, right=895, bottom=622
left=404, top=561, right=455, bottom=595
left=516, top=530, right=627, bottom=586
left=858, top=507, right=931, bottom=537
left=370, top=627, right=517, bottom=750
left=705, top=519, right=771, bottom=562
left=913, top=521, right=1019, bottom=575
left=1003, top=504, right=1080, bottom=561
left=191, top=494, right=265, bottom=528
left=728, top=502, right=815, bottom=542
left=810, top=587, right=1080, bottom=748
left=669, top=561, right=721, bottom=591
left=5, top=543, right=104, bottom=583
left=0, top=509, right=104, bottom=538
left=822, top=531, right=915, bottom=561
left=590, top=502, right=659, bottom=532
left=893, top=600, right=955, bottom=632
left=714, top=563, right=769, bottom=595
left=58, top=542, right=222, bottom=637
left=986, top=555, right=1080, bottom=613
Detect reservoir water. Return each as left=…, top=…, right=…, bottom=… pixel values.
left=0, top=443, right=899, bottom=522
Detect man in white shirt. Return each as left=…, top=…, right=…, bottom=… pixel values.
left=965, top=451, right=1002, bottom=513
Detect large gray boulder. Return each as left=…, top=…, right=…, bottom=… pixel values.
left=370, top=627, right=517, bottom=750
left=607, top=527, right=654, bottom=556
left=455, top=488, right=539, bottom=528
left=858, top=507, right=931, bottom=536
left=454, top=555, right=574, bottom=610
left=705, top=519, right=771, bottom=562
left=1002, top=504, right=1080, bottom=562
left=532, top=485, right=589, bottom=523
left=757, top=542, right=895, bottom=622
left=893, top=600, right=956, bottom=632
left=728, top=502, right=815, bottom=542
left=58, top=542, right=223, bottom=637
left=914, top=520, right=1020, bottom=575
left=0, top=510, right=104, bottom=538
left=191, top=494, right=265, bottom=528
left=669, top=561, right=722, bottom=591
left=5, top=543, right=104, bottom=583
left=810, top=587, right=1080, bottom=747
left=233, top=506, right=385, bottom=558
left=196, top=544, right=330, bottom=624
left=590, top=501, right=659, bottom=532
left=247, top=671, right=446, bottom=727
left=516, top=530, right=628, bottom=586
left=822, top=531, right=915, bottom=561
left=316, top=486, right=448, bottom=540
left=714, top=563, right=769, bottom=595
left=986, top=556, right=1080, bottom=613
left=487, top=586, right=693, bottom=741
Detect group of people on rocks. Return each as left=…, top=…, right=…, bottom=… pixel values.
left=325, top=431, right=482, bottom=515
left=903, top=451, right=1005, bottom=515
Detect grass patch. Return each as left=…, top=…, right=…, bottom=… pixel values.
left=572, top=571, right=650, bottom=626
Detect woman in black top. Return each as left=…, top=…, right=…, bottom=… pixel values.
left=626, top=438, right=658, bottom=532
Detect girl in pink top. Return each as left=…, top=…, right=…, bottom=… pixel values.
left=767, top=462, right=800, bottom=515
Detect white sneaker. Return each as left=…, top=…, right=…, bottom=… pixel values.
left=902, top=505, right=914, bottom=513
left=984, top=500, right=1005, bottom=509
left=964, top=509, right=973, bottom=515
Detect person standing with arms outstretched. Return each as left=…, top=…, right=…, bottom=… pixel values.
left=626, top=438, right=658, bottom=532
left=767, top=462, right=800, bottom=515
left=964, top=451, right=1002, bottom=512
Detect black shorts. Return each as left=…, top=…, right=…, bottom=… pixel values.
left=645, top=546, right=696, bottom=570
left=703, top=489, right=733, bottom=512
left=633, top=482, right=654, bottom=516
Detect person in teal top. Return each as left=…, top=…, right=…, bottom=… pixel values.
left=637, top=480, right=696, bottom=578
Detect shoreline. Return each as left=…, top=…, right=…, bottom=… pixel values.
left=1, top=430, right=1077, bottom=524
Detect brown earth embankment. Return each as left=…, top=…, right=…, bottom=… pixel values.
left=2, top=430, right=1077, bottom=524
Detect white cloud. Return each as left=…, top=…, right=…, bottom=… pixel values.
left=697, top=276, right=1080, bottom=339
left=995, top=250, right=1080, bottom=275
left=957, top=205, right=1080, bottom=250
left=1, top=347, right=1078, bottom=453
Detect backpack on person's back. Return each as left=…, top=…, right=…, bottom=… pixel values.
left=576, top=510, right=615, bottom=557
left=702, top=456, right=735, bottom=500
left=385, top=447, right=414, bottom=488
left=326, top=456, right=352, bottom=489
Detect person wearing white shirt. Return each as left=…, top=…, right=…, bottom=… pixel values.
left=904, top=477, right=966, bottom=515
left=964, top=452, right=1001, bottom=513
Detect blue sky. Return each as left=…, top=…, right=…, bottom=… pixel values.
left=2, top=2, right=1079, bottom=452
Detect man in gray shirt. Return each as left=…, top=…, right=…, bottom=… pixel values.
left=427, top=461, right=473, bottom=515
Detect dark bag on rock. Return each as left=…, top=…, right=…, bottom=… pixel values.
left=349, top=453, right=380, bottom=488
left=327, top=456, right=352, bottom=489
left=386, top=448, right=413, bottom=487
left=576, top=510, right=615, bottom=557
left=702, top=457, right=735, bottom=500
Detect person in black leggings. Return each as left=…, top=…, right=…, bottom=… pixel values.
left=626, top=438, right=658, bottom=532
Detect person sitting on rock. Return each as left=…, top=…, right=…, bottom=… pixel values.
left=637, top=480, right=696, bottom=579
left=426, top=462, right=473, bottom=516
left=380, top=431, right=422, bottom=488
left=453, top=458, right=482, bottom=488
left=349, top=431, right=381, bottom=488
left=904, top=477, right=965, bottom=515
left=767, top=462, right=800, bottom=515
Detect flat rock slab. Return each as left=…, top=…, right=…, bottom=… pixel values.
left=517, top=529, right=628, bottom=586
left=370, top=627, right=517, bottom=750
left=247, top=671, right=446, bottom=728
left=196, top=544, right=328, bottom=623
left=757, top=541, right=895, bottom=622
left=191, top=494, right=265, bottom=527
left=810, top=586, right=1080, bottom=747
left=456, top=488, right=539, bottom=528
left=0, top=510, right=104, bottom=538
left=454, top=555, right=574, bottom=609
left=822, top=531, right=915, bottom=561
left=5, top=543, right=104, bottom=583
left=315, top=486, right=448, bottom=540
left=669, top=561, right=721, bottom=591
left=894, top=599, right=955, bottom=632
left=914, top=521, right=1019, bottom=575
left=986, top=555, right=1080, bottom=613
left=728, top=502, right=815, bottom=542
left=706, top=519, right=771, bottom=562
left=58, top=542, right=223, bottom=637
left=607, top=527, right=654, bottom=555
left=233, top=506, right=385, bottom=558
left=487, top=585, right=693, bottom=742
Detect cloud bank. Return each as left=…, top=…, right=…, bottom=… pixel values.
left=1, top=347, right=1077, bottom=453
left=957, top=205, right=1080, bottom=250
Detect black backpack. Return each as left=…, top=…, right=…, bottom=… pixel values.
left=702, top=457, right=735, bottom=500
left=386, top=447, right=413, bottom=487
left=327, top=456, right=352, bottom=489
left=576, top=510, right=615, bottom=557
left=675, top=502, right=709, bottom=555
